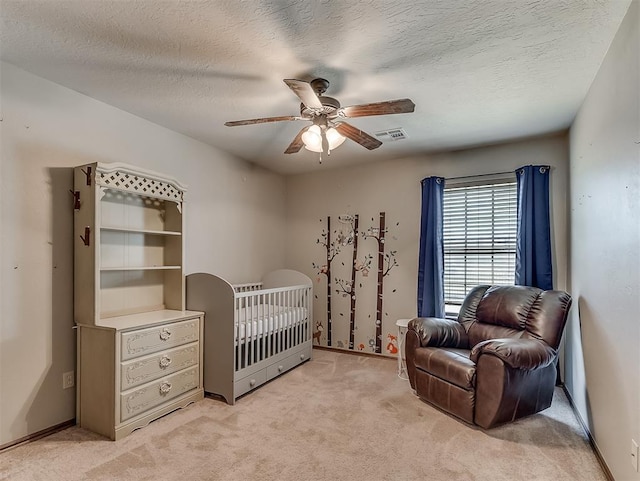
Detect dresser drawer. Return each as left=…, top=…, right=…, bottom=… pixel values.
left=234, top=370, right=267, bottom=399
left=121, top=342, right=199, bottom=391
left=266, top=349, right=309, bottom=381
left=121, top=318, right=199, bottom=361
left=120, top=366, right=199, bottom=422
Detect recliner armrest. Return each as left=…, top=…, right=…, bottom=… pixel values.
left=470, top=338, right=556, bottom=370
left=408, top=317, right=469, bottom=348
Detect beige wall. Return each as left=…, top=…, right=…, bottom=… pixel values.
left=567, top=1, right=640, bottom=479
left=284, top=134, right=569, bottom=353
left=0, top=62, right=286, bottom=446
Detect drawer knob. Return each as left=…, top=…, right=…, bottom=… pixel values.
left=159, top=355, right=172, bottom=368
left=300, top=354, right=305, bottom=360
left=249, top=379, right=256, bottom=387
left=159, top=328, right=172, bottom=341
left=159, top=381, right=172, bottom=394
left=278, top=365, right=283, bottom=372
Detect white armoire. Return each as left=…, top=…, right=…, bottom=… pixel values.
left=73, top=162, right=203, bottom=440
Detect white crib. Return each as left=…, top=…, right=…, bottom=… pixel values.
left=186, top=269, right=313, bottom=404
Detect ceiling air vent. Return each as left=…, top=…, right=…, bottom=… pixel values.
left=374, top=128, right=408, bottom=141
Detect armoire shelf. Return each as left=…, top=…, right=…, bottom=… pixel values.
left=100, top=266, right=182, bottom=271
left=73, top=162, right=204, bottom=440
left=101, top=226, right=182, bottom=236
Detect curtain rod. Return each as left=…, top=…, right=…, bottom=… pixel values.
left=445, top=170, right=513, bottom=181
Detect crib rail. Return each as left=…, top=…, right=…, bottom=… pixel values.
left=233, top=282, right=263, bottom=293
left=234, top=284, right=312, bottom=371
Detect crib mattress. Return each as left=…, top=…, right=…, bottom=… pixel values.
left=235, top=305, right=308, bottom=342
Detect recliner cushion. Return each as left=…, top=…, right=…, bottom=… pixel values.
left=412, top=347, right=476, bottom=390
left=467, top=285, right=542, bottom=346
left=467, top=323, right=525, bottom=348
left=475, top=285, right=542, bottom=329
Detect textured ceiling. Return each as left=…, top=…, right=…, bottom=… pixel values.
left=0, top=1, right=632, bottom=174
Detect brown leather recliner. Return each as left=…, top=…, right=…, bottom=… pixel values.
left=406, top=285, right=572, bottom=429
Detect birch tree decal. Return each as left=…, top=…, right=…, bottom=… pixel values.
left=363, top=212, right=399, bottom=353
left=347, top=215, right=359, bottom=348
left=312, top=216, right=340, bottom=346
left=334, top=214, right=375, bottom=350
left=338, top=214, right=358, bottom=349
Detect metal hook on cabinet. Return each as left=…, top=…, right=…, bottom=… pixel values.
left=80, top=226, right=91, bottom=246
left=69, top=190, right=81, bottom=210
left=80, top=166, right=92, bottom=186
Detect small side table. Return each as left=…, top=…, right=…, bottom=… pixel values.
left=395, top=318, right=412, bottom=380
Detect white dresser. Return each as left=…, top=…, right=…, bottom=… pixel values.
left=73, top=162, right=204, bottom=440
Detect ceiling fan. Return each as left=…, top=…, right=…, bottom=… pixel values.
left=225, top=78, right=415, bottom=159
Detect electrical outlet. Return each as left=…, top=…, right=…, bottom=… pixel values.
left=632, top=439, right=639, bottom=472
left=62, top=371, right=75, bottom=389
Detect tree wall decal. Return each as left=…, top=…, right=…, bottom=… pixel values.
left=312, top=216, right=340, bottom=346
left=313, top=212, right=398, bottom=354
left=331, top=215, right=359, bottom=350
left=363, top=212, right=399, bottom=353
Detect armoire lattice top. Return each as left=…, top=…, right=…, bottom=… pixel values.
left=96, top=167, right=184, bottom=203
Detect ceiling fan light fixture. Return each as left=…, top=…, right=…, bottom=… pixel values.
left=302, top=125, right=345, bottom=152
left=326, top=127, right=346, bottom=149
left=301, top=125, right=321, bottom=152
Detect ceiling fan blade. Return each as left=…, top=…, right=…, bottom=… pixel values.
left=224, top=115, right=302, bottom=127
left=283, top=79, right=323, bottom=110
left=334, top=122, right=382, bottom=150
left=337, top=98, right=415, bottom=118
left=284, top=127, right=307, bottom=154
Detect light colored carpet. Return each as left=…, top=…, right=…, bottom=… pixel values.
left=1, top=349, right=606, bottom=481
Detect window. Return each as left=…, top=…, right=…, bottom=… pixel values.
left=443, top=179, right=518, bottom=307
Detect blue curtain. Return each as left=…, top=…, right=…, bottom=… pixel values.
left=417, top=176, right=445, bottom=317
left=515, top=165, right=553, bottom=290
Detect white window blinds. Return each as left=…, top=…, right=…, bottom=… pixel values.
left=443, top=180, right=518, bottom=305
